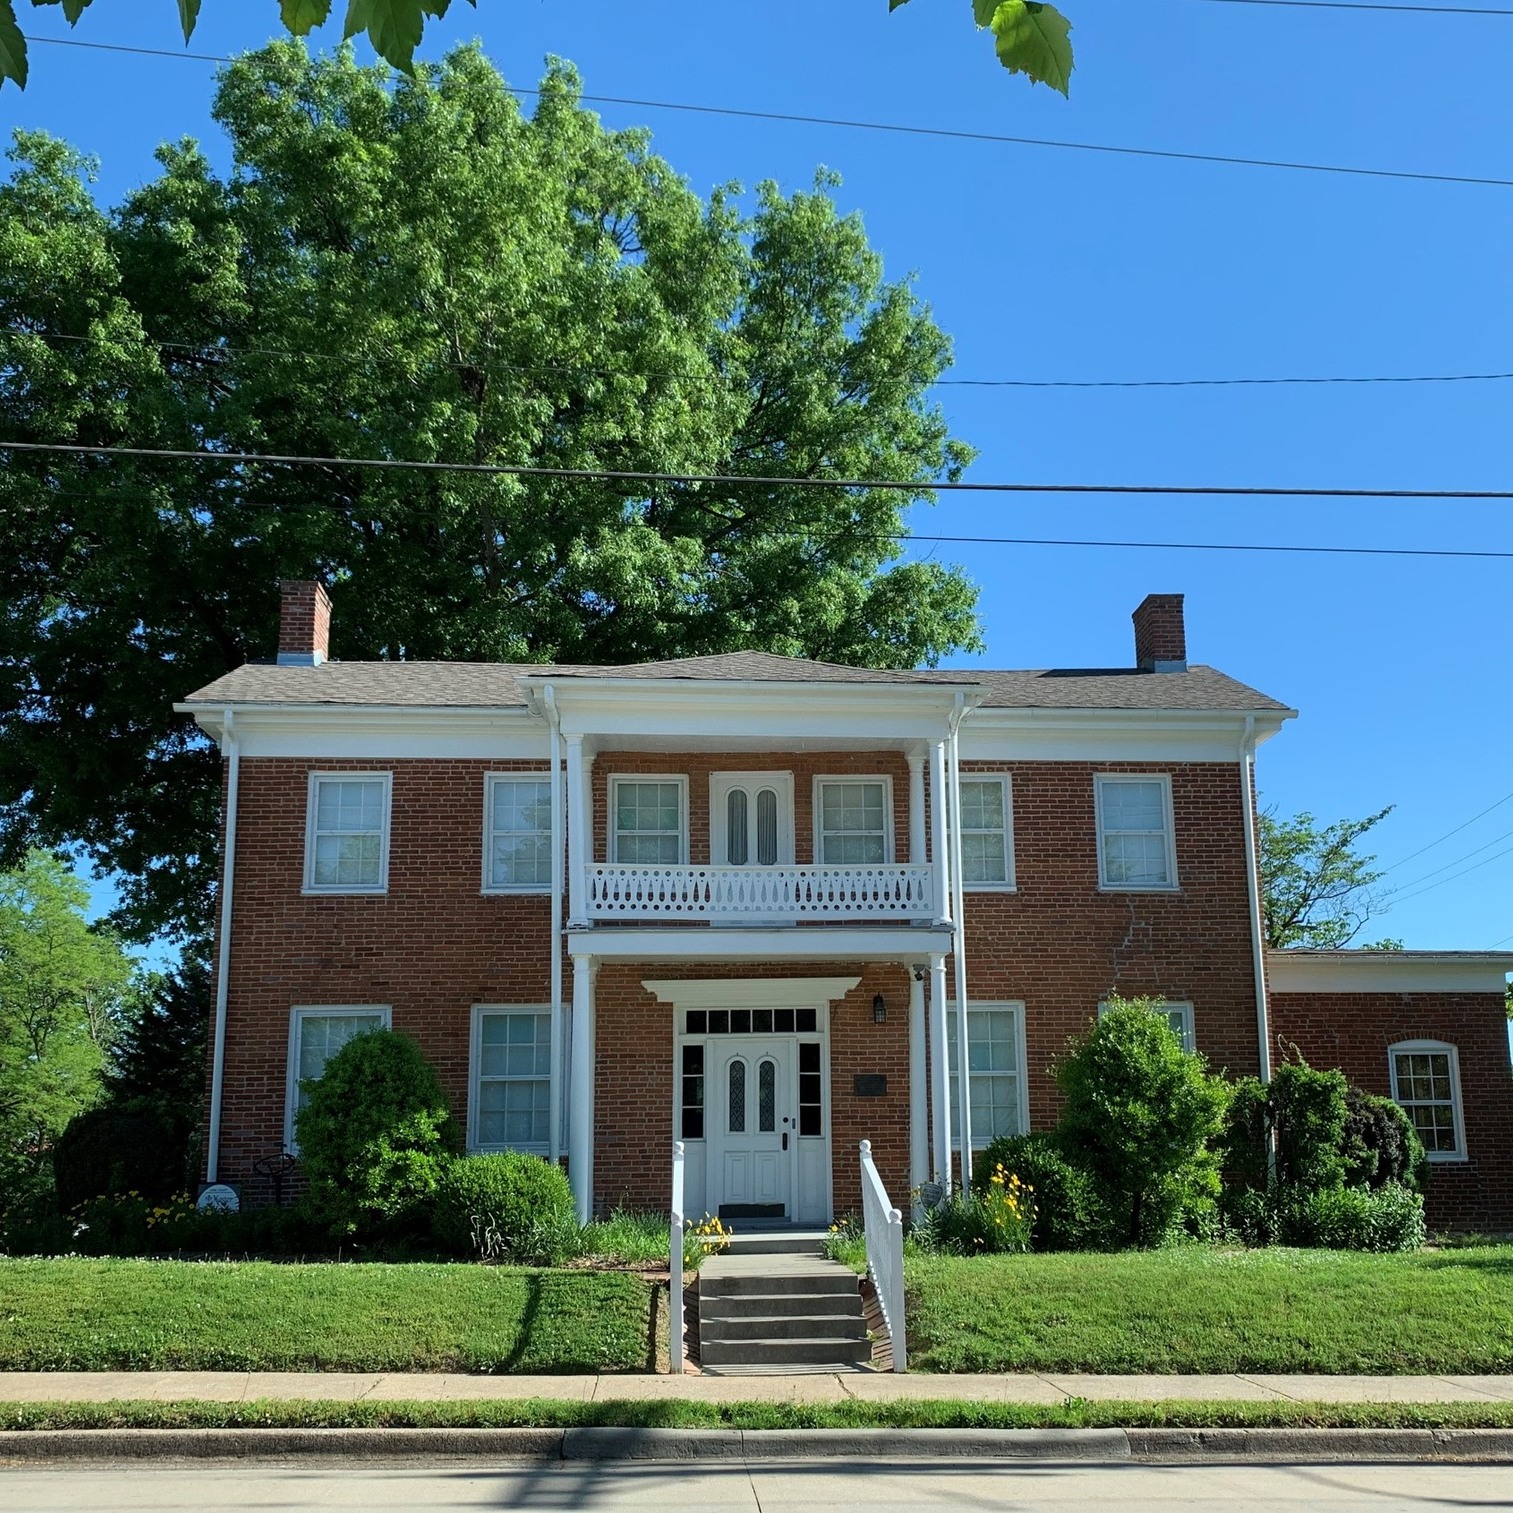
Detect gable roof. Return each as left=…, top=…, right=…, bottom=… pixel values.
left=180, top=649, right=1291, bottom=715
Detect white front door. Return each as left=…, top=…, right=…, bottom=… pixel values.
left=710, top=773, right=795, bottom=868
left=709, top=1037, right=792, bottom=1219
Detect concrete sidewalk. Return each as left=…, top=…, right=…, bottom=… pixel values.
left=2, top=1371, right=1511, bottom=1404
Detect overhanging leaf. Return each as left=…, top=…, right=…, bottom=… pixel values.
left=0, top=0, right=26, bottom=89
left=344, top=0, right=426, bottom=71
left=281, top=0, right=335, bottom=32
left=61, top=0, right=95, bottom=24
left=988, top=0, right=1073, bottom=96
left=889, top=0, right=911, bottom=12
left=972, top=0, right=998, bottom=22
left=175, top=0, right=202, bottom=43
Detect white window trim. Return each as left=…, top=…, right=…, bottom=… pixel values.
left=469, top=1004, right=554, bottom=1155
left=302, top=770, right=393, bottom=895
left=812, top=774, right=896, bottom=867
left=285, top=1004, right=392, bottom=1152
left=608, top=773, right=690, bottom=866
left=709, top=771, right=797, bottom=867
left=1093, top=772, right=1178, bottom=892
left=960, top=772, right=1017, bottom=892
left=481, top=771, right=554, bottom=895
left=1388, top=1039, right=1468, bottom=1163
left=947, top=1000, right=1030, bottom=1151
left=1098, top=997, right=1195, bottom=1053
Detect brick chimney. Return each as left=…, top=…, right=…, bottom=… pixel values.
left=1132, top=593, right=1187, bottom=672
left=277, top=580, right=331, bottom=666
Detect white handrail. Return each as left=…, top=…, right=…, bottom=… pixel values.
left=588, top=862, right=935, bottom=921
left=669, top=1140, right=686, bottom=1375
left=859, top=1139, right=906, bottom=1372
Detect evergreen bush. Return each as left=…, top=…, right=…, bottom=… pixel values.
left=52, top=1101, right=182, bottom=1212
left=432, top=1152, right=579, bottom=1263
left=294, top=1030, right=462, bottom=1238
left=1342, top=1087, right=1428, bottom=1192
left=1269, top=1059, right=1350, bottom=1193
left=974, top=1133, right=1111, bottom=1251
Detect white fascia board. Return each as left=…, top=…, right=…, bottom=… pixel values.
left=534, top=680, right=974, bottom=743
left=569, top=926, right=953, bottom=963
left=1267, top=950, right=1513, bottom=995
left=174, top=703, right=547, bottom=760
left=958, top=707, right=1294, bottom=763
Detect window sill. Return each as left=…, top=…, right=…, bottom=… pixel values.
left=480, top=886, right=552, bottom=897
left=1096, top=883, right=1180, bottom=894
left=963, top=883, right=1018, bottom=894
left=301, top=885, right=389, bottom=897
left=1424, top=1151, right=1469, bottom=1164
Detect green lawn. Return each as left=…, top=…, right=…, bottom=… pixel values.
left=906, top=1247, right=1513, bottom=1374
left=0, top=1260, right=655, bottom=1373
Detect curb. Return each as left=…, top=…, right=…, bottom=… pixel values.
left=2, top=1426, right=1512, bottom=1464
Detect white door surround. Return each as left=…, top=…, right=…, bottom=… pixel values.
left=710, top=772, right=796, bottom=868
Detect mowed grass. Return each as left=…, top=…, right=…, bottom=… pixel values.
left=906, top=1247, right=1513, bottom=1374
left=0, top=1260, right=655, bottom=1373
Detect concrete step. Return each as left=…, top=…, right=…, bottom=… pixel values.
left=723, top=1231, right=829, bottom=1257
left=701, top=1312, right=868, bottom=1343
left=704, top=1289, right=862, bottom=1320
left=699, top=1335, right=872, bottom=1368
left=700, top=1268, right=859, bottom=1300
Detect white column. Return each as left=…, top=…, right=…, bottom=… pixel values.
left=565, top=734, right=588, bottom=927
left=929, top=740, right=950, bottom=924
left=907, top=749, right=926, bottom=867
left=908, top=965, right=929, bottom=1207
left=568, top=953, right=596, bottom=1223
left=949, top=709, right=974, bottom=1188
left=546, top=692, right=564, bottom=1164
left=928, top=951, right=951, bottom=1195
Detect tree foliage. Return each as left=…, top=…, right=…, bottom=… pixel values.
left=0, top=44, right=981, bottom=943
left=0, top=850, right=137, bottom=1227
left=1259, top=805, right=1401, bottom=951
left=3, top=1, right=1078, bottom=98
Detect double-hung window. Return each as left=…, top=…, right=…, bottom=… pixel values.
left=611, top=778, right=686, bottom=865
left=304, top=772, right=392, bottom=893
left=1095, top=774, right=1177, bottom=890
left=1389, top=1041, right=1466, bottom=1161
left=946, top=1003, right=1027, bottom=1147
left=472, top=1007, right=553, bottom=1153
left=484, top=775, right=553, bottom=891
left=960, top=775, right=1015, bottom=888
left=815, top=778, right=891, bottom=865
left=1098, top=998, right=1195, bottom=1053
left=285, top=1005, right=391, bottom=1149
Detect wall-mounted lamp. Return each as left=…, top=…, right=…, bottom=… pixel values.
left=872, top=993, right=887, bottom=1025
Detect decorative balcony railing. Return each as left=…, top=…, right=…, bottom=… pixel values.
left=585, top=863, right=935, bottom=922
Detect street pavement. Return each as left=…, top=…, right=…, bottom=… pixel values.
left=4, top=1457, right=1512, bottom=1511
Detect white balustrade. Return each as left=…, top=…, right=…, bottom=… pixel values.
left=669, top=1140, right=686, bottom=1375
left=859, top=1138, right=906, bottom=1373
left=587, top=863, right=934, bottom=922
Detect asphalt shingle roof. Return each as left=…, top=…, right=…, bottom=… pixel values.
left=181, top=650, right=1290, bottom=714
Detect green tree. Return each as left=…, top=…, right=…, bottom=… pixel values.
left=1055, top=994, right=1230, bottom=1247
left=2, top=2, right=1077, bottom=98
left=1259, top=806, right=1403, bottom=951
left=0, top=44, right=980, bottom=943
left=0, top=850, right=137, bottom=1225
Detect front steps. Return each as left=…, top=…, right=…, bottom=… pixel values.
left=697, top=1242, right=870, bottom=1373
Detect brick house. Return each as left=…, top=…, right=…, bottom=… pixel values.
left=178, top=586, right=1513, bottom=1232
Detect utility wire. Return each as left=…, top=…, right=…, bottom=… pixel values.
left=23, top=33, right=1513, bottom=191
left=1379, top=788, right=1513, bottom=872
left=1384, top=843, right=1513, bottom=906
left=1384, top=823, right=1513, bottom=892
left=12, top=324, right=1513, bottom=395
left=9, top=437, right=1513, bottom=504
left=1192, top=0, right=1513, bottom=15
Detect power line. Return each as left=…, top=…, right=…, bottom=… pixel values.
left=1384, top=842, right=1513, bottom=906
left=1193, top=0, right=1513, bottom=15
left=1379, top=788, right=1513, bottom=871
left=12, top=324, right=1513, bottom=394
left=1385, top=823, right=1513, bottom=892
left=6, top=440, right=1513, bottom=559
left=22, top=33, right=1513, bottom=191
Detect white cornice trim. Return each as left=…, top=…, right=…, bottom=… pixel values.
left=640, top=976, right=862, bottom=1010
left=569, top=927, right=952, bottom=963
left=1268, top=949, right=1513, bottom=995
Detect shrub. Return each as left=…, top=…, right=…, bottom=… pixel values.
left=974, top=1133, right=1109, bottom=1251
left=915, top=1173, right=1034, bottom=1256
left=52, top=1102, right=183, bottom=1212
left=1342, top=1087, right=1428, bottom=1193
left=1269, top=1059, right=1350, bottom=1193
left=1277, top=1181, right=1427, bottom=1252
left=432, top=1152, right=578, bottom=1263
left=295, top=1030, right=462, bottom=1239
left=1055, top=996, right=1229, bottom=1247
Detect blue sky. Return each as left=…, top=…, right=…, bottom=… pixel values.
left=6, top=1, right=1512, bottom=957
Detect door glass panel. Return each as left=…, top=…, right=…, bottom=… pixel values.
left=726, top=789, right=748, bottom=865
left=728, top=1058, right=747, bottom=1133
left=756, top=789, right=779, bottom=866
left=681, top=1044, right=704, bottom=1140
left=798, top=1042, right=822, bottom=1136
left=758, top=1058, right=777, bottom=1132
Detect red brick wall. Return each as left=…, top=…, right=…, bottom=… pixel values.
left=1270, top=990, right=1513, bottom=1232
left=591, top=961, right=912, bottom=1217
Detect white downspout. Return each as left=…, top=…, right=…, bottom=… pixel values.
left=948, top=693, right=973, bottom=1188
left=544, top=686, right=564, bottom=1164
left=206, top=708, right=239, bottom=1184
left=1240, top=715, right=1272, bottom=1084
